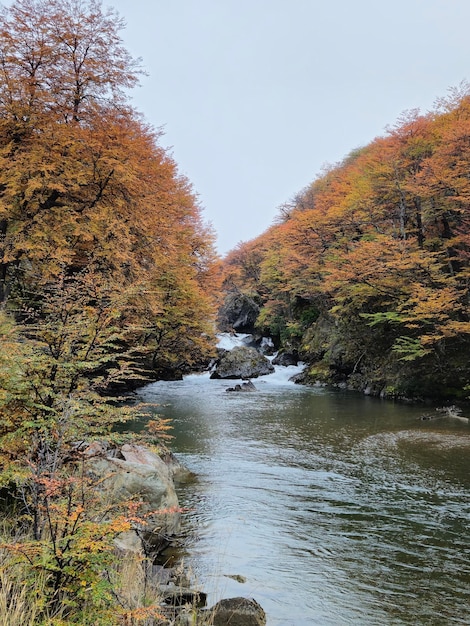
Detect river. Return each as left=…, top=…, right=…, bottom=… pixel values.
left=137, top=357, right=470, bottom=625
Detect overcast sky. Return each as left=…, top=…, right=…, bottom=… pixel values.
left=43, top=2, right=470, bottom=253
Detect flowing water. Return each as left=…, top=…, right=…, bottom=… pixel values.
left=137, top=347, right=470, bottom=625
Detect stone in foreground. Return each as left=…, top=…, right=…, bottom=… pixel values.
left=204, top=597, right=266, bottom=625
left=85, top=443, right=180, bottom=554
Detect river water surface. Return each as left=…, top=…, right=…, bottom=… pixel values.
left=138, top=363, right=470, bottom=625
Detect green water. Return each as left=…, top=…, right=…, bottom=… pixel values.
left=138, top=372, right=470, bottom=625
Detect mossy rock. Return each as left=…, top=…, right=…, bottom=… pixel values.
left=210, top=346, right=274, bottom=379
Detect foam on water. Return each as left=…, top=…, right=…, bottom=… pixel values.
left=216, top=332, right=252, bottom=350
left=258, top=362, right=305, bottom=386
left=215, top=332, right=305, bottom=387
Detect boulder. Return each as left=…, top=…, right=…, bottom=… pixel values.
left=272, top=351, right=299, bottom=367
left=226, top=380, right=257, bottom=392
left=217, top=293, right=260, bottom=333
left=210, top=346, right=274, bottom=379
left=85, top=443, right=181, bottom=554
left=242, top=335, right=275, bottom=356
left=258, top=336, right=275, bottom=355
left=160, top=450, right=196, bottom=484
left=160, top=583, right=207, bottom=608
left=203, top=597, right=266, bottom=626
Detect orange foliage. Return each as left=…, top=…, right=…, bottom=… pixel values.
left=0, top=2, right=218, bottom=621
left=221, top=89, right=470, bottom=396
left=0, top=0, right=219, bottom=374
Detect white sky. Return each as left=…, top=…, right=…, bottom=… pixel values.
left=10, top=0, right=470, bottom=255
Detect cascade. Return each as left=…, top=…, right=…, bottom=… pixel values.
left=215, top=332, right=305, bottom=386
left=216, top=332, right=252, bottom=351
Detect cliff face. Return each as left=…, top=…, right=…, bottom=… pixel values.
left=217, top=293, right=260, bottom=334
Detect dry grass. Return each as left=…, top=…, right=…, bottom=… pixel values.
left=0, top=566, right=39, bottom=626
left=0, top=528, right=207, bottom=625
left=0, top=543, right=160, bottom=625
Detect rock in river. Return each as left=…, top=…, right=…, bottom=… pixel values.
left=226, top=380, right=257, bottom=392
left=210, top=346, right=274, bottom=380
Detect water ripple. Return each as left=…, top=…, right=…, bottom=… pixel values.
left=139, top=378, right=470, bottom=625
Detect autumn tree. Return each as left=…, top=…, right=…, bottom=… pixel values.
left=0, top=0, right=218, bottom=621
left=0, top=0, right=218, bottom=373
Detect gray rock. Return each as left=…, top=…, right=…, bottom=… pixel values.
left=160, top=450, right=196, bottom=484
left=160, top=584, right=207, bottom=608
left=86, top=443, right=180, bottom=554
left=218, top=293, right=260, bottom=333
left=226, top=381, right=257, bottom=392
left=258, top=336, right=275, bottom=355
left=272, top=351, right=299, bottom=366
left=210, top=346, right=274, bottom=380
left=203, top=597, right=266, bottom=626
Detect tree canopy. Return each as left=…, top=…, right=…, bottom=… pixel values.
left=0, top=2, right=219, bottom=621
left=0, top=0, right=219, bottom=376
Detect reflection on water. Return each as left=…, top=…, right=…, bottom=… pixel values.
left=138, top=372, right=470, bottom=626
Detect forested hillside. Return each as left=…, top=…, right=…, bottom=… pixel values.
left=222, top=90, right=470, bottom=400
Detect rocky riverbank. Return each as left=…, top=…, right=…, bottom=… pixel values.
left=82, top=440, right=267, bottom=625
